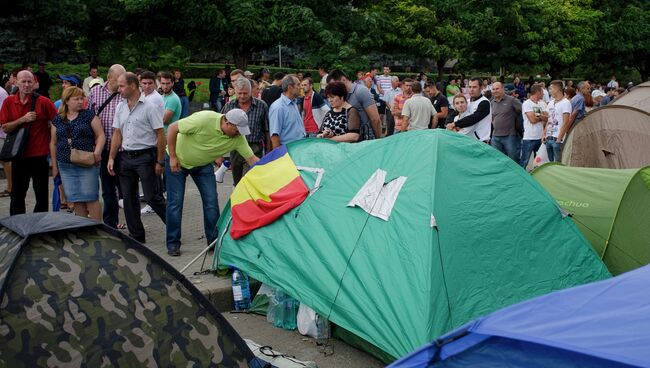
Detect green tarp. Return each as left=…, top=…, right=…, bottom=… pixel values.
left=533, top=163, right=650, bottom=275
left=213, top=130, right=610, bottom=360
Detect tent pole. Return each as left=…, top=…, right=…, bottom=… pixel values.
left=180, top=237, right=218, bottom=274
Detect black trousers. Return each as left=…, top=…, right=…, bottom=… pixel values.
left=100, top=149, right=121, bottom=228
left=230, top=142, right=263, bottom=185
left=10, top=156, right=49, bottom=215
left=117, top=149, right=166, bottom=242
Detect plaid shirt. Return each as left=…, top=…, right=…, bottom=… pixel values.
left=89, top=83, right=124, bottom=150
left=222, top=97, right=269, bottom=144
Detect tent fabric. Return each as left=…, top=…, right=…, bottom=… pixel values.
left=532, top=163, right=650, bottom=275
left=562, top=105, right=650, bottom=169
left=0, top=213, right=261, bottom=367
left=611, top=81, right=650, bottom=114
left=213, top=130, right=610, bottom=360
left=0, top=212, right=96, bottom=237
left=390, top=264, right=650, bottom=368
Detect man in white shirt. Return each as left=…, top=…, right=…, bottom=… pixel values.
left=83, top=66, right=104, bottom=97
left=520, top=84, right=548, bottom=168
left=606, top=75, right=618, bottom=89
left=543, top=80, right=572, bottom=162
left=107, top=72, right=166, bottom=243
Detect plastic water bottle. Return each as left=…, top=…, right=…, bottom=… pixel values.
left=281, top=297, right=299, bottom=330
left=315, top=314, right=331, bottom=344
left=231, top=269, right=251, bottom=311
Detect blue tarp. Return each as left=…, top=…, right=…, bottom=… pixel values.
left=389, top=265, right=650, bottom=368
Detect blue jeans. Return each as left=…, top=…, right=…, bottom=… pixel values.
left=491, top=135, right=521, bottom=162
left=180, top=95, right=190, bottom=118
left=545, top=137, right=563, bottom=162
left=165, top=156, right=220, bottom=251
left=520, top=139, right=542, bottom=168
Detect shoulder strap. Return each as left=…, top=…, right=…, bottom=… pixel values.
left=31, top=92, right=40, bottom=112
left=95, top=92, right=118, bottom=116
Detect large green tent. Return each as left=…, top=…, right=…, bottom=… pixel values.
left=532, top=163, right=650, bottom=275
left=213, top=130, right=610, bottom=361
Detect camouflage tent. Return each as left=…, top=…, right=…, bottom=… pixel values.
left=0, top=212, right=263, bottom=368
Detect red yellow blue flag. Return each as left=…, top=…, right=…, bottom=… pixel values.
left=230, top=146, right=309, bottom=239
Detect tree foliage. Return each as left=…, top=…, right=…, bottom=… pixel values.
left=2, top=0, right=648, bottom=81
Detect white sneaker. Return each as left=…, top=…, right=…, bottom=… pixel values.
left=140, top=205, right=155, bottom=214
left=118, top=199, right=124, bottom=208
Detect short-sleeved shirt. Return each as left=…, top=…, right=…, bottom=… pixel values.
left=546, top=98, right=572, bottom=138
left=52, top=109, right=97, bottom=163
left=261, top=85, right=282, bottom=107
left=570, top=92, right=585, bottom=121
left=321, top=107, right=360, bottom=136
left=377, top=75, right=393, bottom=95
left=113, top=92, right=163, bottom=150
left=402, top=94, right=435, bottom=130
left=347, top=83, right=376, bottom=139
left=172, top=111, right=254, bottom=169
left=89, top=84, right=124, bottom=150
left=269, top=94, right=305, bottom=145
left=446, top=84, right=460, bottom=98
left=522, top=98, right=545, bottom=140
left=222, top=97, right=269, bottom=144
left=163, top=91, right=182, bottom=131
left=0, top=93, right=57, bottom=157
left=491, top=94, right=522, bottom=137
left=430, top=92, right=449, bottom=128
left=392, top=93, right=410, bottom=131
left=144, top=91, right=165, bottom=133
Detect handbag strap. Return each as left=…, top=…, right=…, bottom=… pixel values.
left=95, top=92, right=118, bottom=116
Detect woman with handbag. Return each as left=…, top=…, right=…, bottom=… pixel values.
left=50, top=86, right=105, bottom=221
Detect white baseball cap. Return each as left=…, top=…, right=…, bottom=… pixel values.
left=225, top=109, right=250, bottom=135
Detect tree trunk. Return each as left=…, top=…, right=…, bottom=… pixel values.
left=548, top=62, right=562, bottom=81
left=232, top=47, right=251, bottom=71
left=436, top=59, right=446, bottom=82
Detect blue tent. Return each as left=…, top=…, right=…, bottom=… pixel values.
left=388, top=265, right=650, bottom=368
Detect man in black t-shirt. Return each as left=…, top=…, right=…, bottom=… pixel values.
left=34, top=62, right=52, bottom=98
left=261, top=72, right=285, bottom=107
left=424, top=82, right=449, bottom=128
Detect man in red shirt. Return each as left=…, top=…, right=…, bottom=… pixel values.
left=0, top=70, right=57, bottom=215
left=300, top=77, right=330, bottom=137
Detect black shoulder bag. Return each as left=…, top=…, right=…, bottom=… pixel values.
left=94, top=92, right=118, bottom=117
left=0, top=92, right=40, bottom=161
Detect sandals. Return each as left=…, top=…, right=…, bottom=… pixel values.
left=0, top=190, right=10, bottom=198
left=117, top=223, right=127, bottom=230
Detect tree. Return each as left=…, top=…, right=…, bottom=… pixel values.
left=365, top=0, right=472, bottom=80
left=0, top=0, right=87, bottom=63
left=465, top=0, right=601, bottom=79
left=590, top=1, right=650, bottom=81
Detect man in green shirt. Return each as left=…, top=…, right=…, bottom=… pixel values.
left=165, top=109, right=259, bottom=256
left=159, top=71, right=182, bottom=133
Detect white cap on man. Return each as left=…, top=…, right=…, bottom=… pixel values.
left=225, top=109, right=250, bottom=136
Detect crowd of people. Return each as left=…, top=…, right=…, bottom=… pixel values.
left=0, top=61, right=638, bottom=257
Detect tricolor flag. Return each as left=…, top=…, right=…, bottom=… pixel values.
left=230, top=146, right=309, bottom=239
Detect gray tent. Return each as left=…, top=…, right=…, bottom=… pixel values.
left=0, top=212, right=263, bottom=367
left=562, top=105, right=650, bottom=169
left=611, top=81, right=650, bottom=114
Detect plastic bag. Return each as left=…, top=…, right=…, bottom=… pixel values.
left=533, top=143, right=549, bottom=168
left=297, top=303, right=318, bottom=337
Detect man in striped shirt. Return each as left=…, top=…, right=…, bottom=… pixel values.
left=89, top=64, right=125, bottom=229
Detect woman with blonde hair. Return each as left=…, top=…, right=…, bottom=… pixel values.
left=50, top=86, right=105, bottom=221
